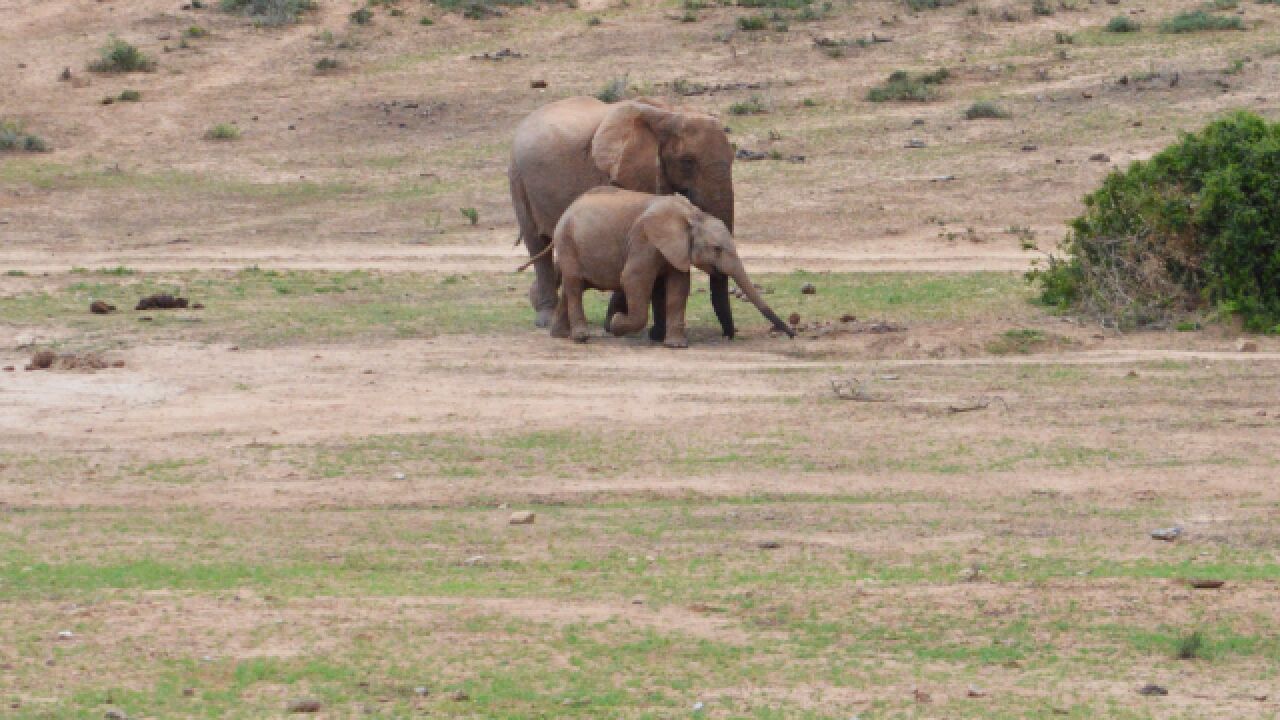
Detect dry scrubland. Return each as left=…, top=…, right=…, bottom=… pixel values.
left=3, top=0, right=1280, bottom=717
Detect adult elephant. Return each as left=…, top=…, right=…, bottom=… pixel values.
left=509, top=96, right=737, bottom=340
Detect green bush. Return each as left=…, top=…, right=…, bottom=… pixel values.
left=350, top=6, right=374, bottom=23
left=118, top=89, right=142, bottom=102
left=728, top=95, right=768, bottom=115
left=88, top=36, right=156, bottom=73
left=206, top=123, right=241, bottom=141
left=1029, top=112, right=1280, bottom=332
left=220, top=0, right=314, bottom=25
left=737, top=14, right=768, bottom=29
left=431, top=0, right=533, bottom=18
left=965, top=100, right=1010, bottom=119
left=1031, top=0, right=1054, bottom=16
left=867, top=69, right=949, bottom=102
left=1160, top=10, right=1243, bottom=32
left=1105, top=15, right=1140, bottom=32
left=0, top=120, right=49, bottom=153
left=594, top=77, right=629, bottom=103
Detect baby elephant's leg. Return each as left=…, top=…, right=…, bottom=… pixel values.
left=661, top=271, right=691, bottom=348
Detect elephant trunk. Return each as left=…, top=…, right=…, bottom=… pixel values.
left=730, top=265, right=795, bottom=338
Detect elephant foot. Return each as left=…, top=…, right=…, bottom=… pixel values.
left=550, top=323, right=570, bottom=339
left=648, top=325, right=666, bottom=343
left=534, top=309, right=554, bottom=329
left=663, top=336, right=689, bottom=349
left=571, top=329, right=590, bottom=344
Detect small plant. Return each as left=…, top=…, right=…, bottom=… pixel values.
left=420, top=16, right=435, bottom=24
left=965, top=100, right=1010, bottom=119
left=586, top=14, right=602, bottom=25
left=0, top=120, right=49, bottom=153
left=315, top=56, right=340, bottom=71
left=219, top=0, right=315, bottom=25
left=867, top=68, right=949, bottom=102
left=1208, top=0, right=1238, bottom=7
left=1176, top=631, right=1205, bottom=660
left=460, top=207, right=479, bottom=225
left=594, top=76, right=629, bottom=103
left=1223, top=58, right=1245, bottom=74
left=118, top=89, right=142, bottom=102
left=737, top=14, right=768, bottom=29
left=1031, top=0, right=1053, bottom=15
left=906, top=0, right=957, bottom=9
left=206, top=123, right=241, bottom=140
left=728, top=95, right=768, bottom=115
left=350, top=6, right=374, bottom=23
left=801, top=97, right=819, bottom=107
left=185, top=25, right=209, bottom=38
left=1055, top=31, right=1074, bottom=43
left=88, top=36, right=156, bottom=73
left=1105, top=15, right=1140, bottom=32
left=1160, top=10, right=1243, bottom=32
left=5, top=270, right=29, bottom=277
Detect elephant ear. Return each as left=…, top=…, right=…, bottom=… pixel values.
left=633, top=198, right=694, bottom=273
left=591, top=103, right=666, bottom=193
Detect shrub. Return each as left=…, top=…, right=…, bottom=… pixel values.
left=1105, top=15, right=1140, bottom=32
left=0, top=120, right=49, bottom=153
left=728, top=95, right=768, bottom=115
left=460, top=207, right=479, bottom=225
left=1176, top=631, right=1205, bottom=660
left=432, top=0, right=534, bottom=18
left=118, top=89, right=142, bottom=102
left=206, top=123, right=241, bottom=140
left=965, top=100, right=1010, bottom=119
left=1160, top=10, right=1243, bottom=32
left=594, top=76, right=629, bottom=103
left=220, top=0, right=315, bottom=25
left=1031, top=0, right=1053, bottom=15
left=420, top=16, right=435, bottom=24
left=905, top=0, right=957, bottom=9
left=185, top=25, right=209, bottom=38
left=867, top=68, right=949, bottom=102
left=1029, top=111, right=1280, bottom=332
left=350, top=6, right=374, bottom=23
left=315, top=57, right=339, bottom=71
left=88, top=36, right=156, bottom=73
left=586, top=14, right=602, bottom=25
left=737, top=14, right=768, bottom=29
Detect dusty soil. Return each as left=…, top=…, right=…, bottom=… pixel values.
left=3, top=0, right=1280, bottom=717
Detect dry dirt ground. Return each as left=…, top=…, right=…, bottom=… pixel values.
left=3, top=0, right=1280, bottom=718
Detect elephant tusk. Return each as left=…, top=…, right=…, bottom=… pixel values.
left=515, top=242, right=554, bottom=273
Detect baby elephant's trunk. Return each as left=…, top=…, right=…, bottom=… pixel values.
left=731, top=267, right=795, bottom=338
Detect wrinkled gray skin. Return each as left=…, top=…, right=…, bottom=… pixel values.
left=550, top=188, right=793, bottom=347
left=509, top=97, right=736, bottom=340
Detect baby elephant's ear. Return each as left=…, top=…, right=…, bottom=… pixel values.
left=632, top=200, right=692, bottom=273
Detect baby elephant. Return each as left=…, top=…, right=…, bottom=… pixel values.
left=551, top=187, right=794, bottom=347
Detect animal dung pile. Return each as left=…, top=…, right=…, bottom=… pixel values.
left=89, top=300, right=116, bottom=314
left=24, top=350, right=123, bottom=371
left=135, top=293, right=192, bottom=310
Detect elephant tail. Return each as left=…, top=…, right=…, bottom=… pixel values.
left=515, top=240, right=554, bottom=273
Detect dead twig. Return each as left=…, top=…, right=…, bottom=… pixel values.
left=830, top=378, right=893, bottom=402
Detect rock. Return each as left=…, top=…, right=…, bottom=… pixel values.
left=756, top=540, right=781, bottom=549
left=90, top=300, right=116, bottom=314
left=286, top=698, right=322, bottom=713
left=1089, top=153, right=1110, bottom=162
left=414, top=686, right=429, bottom=696
left=1188, top=578, right=1224, bottom=589
left=967, top=684, right=987, bottom=698
left=1137, top=684, right=1168, bottom=696
left=392, top=472, right=406, bottom=480
left=104, top=710, right=129, bottom=720
left=530, top=79, right=547, bottom=88
left=1150, top=526, right=1182, bottom=542
left=27, top=350, right=56, bottom=370
left=905, top=139, right=927, bottom=148
left=449, top=691, right=470, bottom=701
left=1237, top=339, right=1258, bottom=353
left=787, top=312, right=801, bottom=326
left=182, top=688, right=195, bottom=697
left=800, top=283, right=816, bottom=295
left=840, top=314, right=856, bottom=322
left=509, top=511, right=536, bottom=525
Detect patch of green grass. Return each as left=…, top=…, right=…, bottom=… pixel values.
left=594, top=76, right=629, bottom=103
left=185, top=25, right=209, bottom=38
left=0, top=120, right=48, bottom=153
left=220, top=0, right=315, bottom=25
left=867, top=68, right=950, bottom=102
left=88, top=36, right=156, bottom=73
left=1105, top=15, right=1140, bottom=32
left=459, top=206, right=479, bottom=225
left=728, top=95, right=768, bottom=115
left=1160, top=9, right=1243, bottom=32
left=205, top=123, right=241, bottom=141
left=736, top=14, right=769, bottom=30
left=117, top=89, right=141, bottom=102
left=965, top=100, right=1011, bottom=119
left=986, top=327, right=1072, bottom=354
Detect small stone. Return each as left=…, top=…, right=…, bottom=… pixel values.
left=1150, top=526, right=1182, bottom=542
left=57, top=630, right=73, bottom=639
left=967, top=684, right=987, bottom=698
left=530, top=79, right=547, bottom=88
left=800, top=283, right=816, bottom=295
left=509, top=511, right=536, bottom=525
left=1236, top=339, right=1258, bottom=353
left=392, top=472, right=406, bottom=480
left=449, top=691, right=470, bottom=702
left=1089, top=153, right=1110, bottom=162
left=905, top=139, right=927, bottom=148
left=414, top=686, right=429, bottom=696
left=1138, top=683, right=1168, bottom=696
left=286, top=698, right=322, bottom=713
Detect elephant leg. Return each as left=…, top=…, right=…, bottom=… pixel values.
left=648, top=275, right=668, bottom=343
left=564, top=276, right=590, bottom=343
left=661, top=272, right=690, bottom=348
left=709, top=272, right=735, bottom=339
left=550, top=288, right=570, bottom=338
left=525, top=233, right=559, bottom=328
left=609, top=263, right=659, bottom=337
left=604, top=292, right=627, bottom=334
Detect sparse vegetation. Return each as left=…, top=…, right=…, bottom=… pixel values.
left=594, top=76, right=629, bottom=103
left=205, top=123, right=241, bottom=141
left=905, top=0, right=957, bottom=9
left=314, top=56, right=340, bottom=71
left=1177, top=631, right=1206, bottom=659
left=867, top=68, right=950, bottom=102
left=586, top=14, right=602, bottom=25
left=460, top=207, right=479, bottom=225
left=965, top=100, right=1010, bottom=119
left=219, top=0, right=315, bottom=25
left=118, top=89, right=142, bottom=102
left=1031, top=111, right=1280, bottom=332
left=1031, top=0, right=1054, bottom=16
left=88, top=36, right=156, bottom=73
left=185, top=25, right=209, bottom=38
left=1160, top=10, right=1243, bottom=32
left=1105, top=15, right=1140, bottom=32
left=419, top=15, right=434, bottom=24
left=728, top=95, right=768, bottom=115
left=0, top=120, right=49, bottom=153
left=737, top=14, right=768, bottom=30
left=350, top=5, right=374, bottom=23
